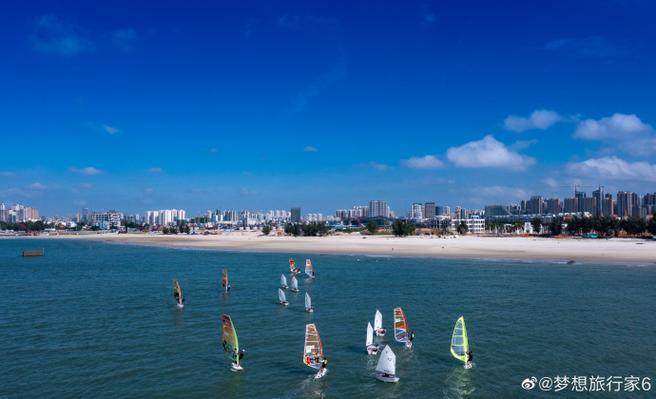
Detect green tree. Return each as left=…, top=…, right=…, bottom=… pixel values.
left=456, top=221, right=468, bottom=235
left=262, top=225, right=272, bottom=235
left=366, top=221, right=378, bottom=234
left=549, top=218, right=562, bottom=235
left=566, top=217, right=580, bottom=235
left=647, top=214, right=656, bottom=236
left=392, top=220, right=416, bottom=236
left=621, top=217, right=646, bottom=236
left=531, top=217, right=543, bottom=234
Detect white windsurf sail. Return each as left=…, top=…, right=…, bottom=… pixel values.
left=291, top=275, right=299, bottom=291
left=303, top=323, right=323, bottom=370
left=305, top=259, right=315, bottom=278
left=280, top=274, right=288, bottom=288
left=278, top=288, right=287, bottom=303
left=376, top=345, right=396, bottom=375
left=374, top=310, right=383, bottom=330
left=367, top=322, right=374, bottom=347
left=305, top=292, right=312, bottom=309
left=450, top=316, right=469, bottom=364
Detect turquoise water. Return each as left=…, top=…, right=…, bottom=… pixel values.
left=1, top=239, right=655, bottom=398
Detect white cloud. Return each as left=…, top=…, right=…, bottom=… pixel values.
left=148, top=167, right=162, bottom=173
left=543, top=177, right=559, bottom=188
left=567, top=156, right=656, bottom=182
left=401, top=155, right=444, bottom=169
left=447, top=135, right=535, bottom=170
left=476, top=185, right=529, bottom=201
left=239, top=187, right=258, bottom=196
left=573, top=113, right=656, bottom=156
left=574, top=113, right=652, bottom=140
left=103, top=124, right=119, bottom=135
left=29, top=182, right=47, bottom=190
left=0, top=171, right=16, bottom=177
left=510, top=139, right=538, bottom=150
left=70, top=166, right=102, bottom=175
left=504, top=109, right=562, bottom=132
left=303, top=145, right=318, bottom=152
left=30, top=14, right=92, bottom=56
left=368, top=162, right=389, bottom=171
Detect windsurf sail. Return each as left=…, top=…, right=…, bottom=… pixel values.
left=305, top=292, right=312, bottom=309
left=450, top=316, right=469, bottom=363
left=280, top=274, right=288, bottom=288
left=289, top=258, right=299, bottom=274
left=366, top=322, right=374, bottom=347
left=376, top=345, right=396, bottom=375
left=221, top=314, right=240, bottom=363
left=374, top=310, right=383, bottom=331
left=222, top=269, right=229, bottom=291
left=278, top=288, right=287, bottom=303
left=303, top=323, right=323, bottom=369
left=393, top=307, right=409, bottom=343
left=291, top=275, right=299, bottom=291
left=305, top=259, right=315, bottom=278
left=173, top=280, right=183, bottom=304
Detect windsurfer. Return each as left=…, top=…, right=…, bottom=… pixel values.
left=466, top=350, right=473, bottom=366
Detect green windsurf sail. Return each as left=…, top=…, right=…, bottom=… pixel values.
left=450, top=316, right=469, bottom=363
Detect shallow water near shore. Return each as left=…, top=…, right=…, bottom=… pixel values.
left=2, top=239, right=655, bottom=398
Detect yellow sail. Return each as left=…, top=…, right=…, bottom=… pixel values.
left=450, top=316, right=469, bottom=363
left=221, top=314, right=239, bottom=363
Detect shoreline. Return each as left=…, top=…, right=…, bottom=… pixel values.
left=5, top=232, right=656, bottom=265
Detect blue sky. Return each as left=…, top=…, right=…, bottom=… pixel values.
left=1, top=0, right=656, bottom=216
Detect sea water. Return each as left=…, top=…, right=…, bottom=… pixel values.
left=1, top=239, right=655, bottom=398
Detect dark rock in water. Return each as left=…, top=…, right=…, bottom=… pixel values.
left=566, top=260, right=575, bottom=264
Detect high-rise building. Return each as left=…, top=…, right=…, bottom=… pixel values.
left=574, top=190, right=588, bottom=213
left=643, top=193, right=656, bottom=215
left=368, top=200, right=390, bottom=218
left=335, top=209, right=349, bottom=220
left=411, top=203, right=424, bottom=221
left=616, top=191, right=639, bottom=218
left=563, top=197, right=578, bottom=213
left=528, top=196, right=544, bottom=215
left=580, top=197, right=596, bottom=214
left=424, top=202, right=436, bottom=219
left=435, top=205, right=445, bottom=216
left=545, top=198, right=561, bottom=215
left=290, top=207, right=301, bottom=223
left=603, top=194, right=614, bottom=216
left=592, top=187, right=604, bottom=216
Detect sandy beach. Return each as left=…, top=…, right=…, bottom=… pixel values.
left=11, top=232, right=656, bottom=264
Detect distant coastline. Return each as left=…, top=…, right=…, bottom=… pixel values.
left=5, top=232, right=656, bottom=265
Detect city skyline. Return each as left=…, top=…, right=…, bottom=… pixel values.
left=2, top=1, right=656, bottom=215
